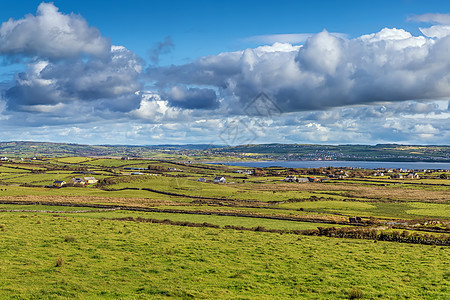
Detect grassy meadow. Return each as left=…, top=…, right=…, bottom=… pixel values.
left=0, top=213, right=448, bottom=299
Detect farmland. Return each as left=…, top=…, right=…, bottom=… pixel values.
left=0, top=155, right=449, bottom=298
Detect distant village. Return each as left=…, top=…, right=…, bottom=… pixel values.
left=1, top=155, right=449, bottom=189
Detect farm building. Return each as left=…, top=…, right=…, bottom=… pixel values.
left=390, top=174, right=404, bottom=179
left=53, top=180, right=66, bottom=187
left=285, top=176, right=309, bottom=183
left=84, top=177, right=98, bottom=184
left=307, top=177, right=322, bottom=182
left=197, top=178, right=207, bottom=182
left=213, top=176, right=226, bottom=183
left=233, top=170, right=253, bottom=175
left=406, top=173, right=420, bottom=179
left=285, top=175, right=296, bottom=182
left=72, top=178, right=86, bottom=186
left=297, top=178, right=309, bottom=183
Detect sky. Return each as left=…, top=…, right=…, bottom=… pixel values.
left=0, top=0, right=449, bottom=146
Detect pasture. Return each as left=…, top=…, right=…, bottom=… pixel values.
left=0, top=213, right=448, bottom=299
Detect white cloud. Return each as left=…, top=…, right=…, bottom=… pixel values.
left=131, top=92, right=189, bottom=122
left=0, top=2, right=110, bottom=60
left=413, top=124, right=439, bottom=134
left=408, top=13, right=450, bottom=25
left=244, top=32, right=347, bottom=44
left=150, top=28, right=450, bottom=114
left=420, top=25, right=450, bottom=38
left=412, top=124, right=440, bottom=139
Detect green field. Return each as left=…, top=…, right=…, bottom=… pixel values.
left=0, top=213, right=448, bottom=299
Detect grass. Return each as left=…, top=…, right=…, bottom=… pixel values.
left=0, top=203, right=348, bottom=230
left=80, top=158, right=159, bottom=168
left=51, top=157, right=95, bottom=164
left=74, top=210, right=347, bottom=230
left=0, top=166, right=30, bottom=173
left=406, top=202, right=450, bottom=218
left=0, top=204, right=104, bottom=212
left=0, top=213, right=448, bottom=299
left=277, top=200, right=450, bottom=220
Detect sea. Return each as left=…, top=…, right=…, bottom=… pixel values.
left=209, top=160, right=450, bottom=170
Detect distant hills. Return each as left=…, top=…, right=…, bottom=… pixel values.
left=215, top=144, right=450, bottom=162
left=0, top=141, right=221, bottom=158
left=0, top=141, right=449, bottom=162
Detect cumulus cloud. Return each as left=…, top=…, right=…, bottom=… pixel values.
left=412, top=124, right=440, bottom=139
left=244, top=32, right=347, bottom=44
left=0, top=2, right=110, bottom=60
left=148, top=28, right=450, bottom=114
left=0, top=3, right=143, bottom=114
left=419, top=25, right=450, bottom=38
left=5, top=45, right=143, bottom=112
left=131, top=91, right=189, bottom=122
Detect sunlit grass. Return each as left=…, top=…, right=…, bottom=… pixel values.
left=0, top=213, right=447, bottom=299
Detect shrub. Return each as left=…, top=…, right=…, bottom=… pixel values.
left=64, top=236, right=76, bottom=242
left=55, top=256, right=64, bottom=267
left=348, top=287, right=363, bottom=299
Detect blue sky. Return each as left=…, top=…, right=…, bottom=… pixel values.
left=0, top=1, right=449, bottom=145
left=1, top=0, right=445, bottom=65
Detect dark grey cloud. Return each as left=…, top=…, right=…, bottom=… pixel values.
left=148, top=36, right=174, bottom=65
left=164, top=86, right=219, bottom=110
left=147, top=51, right=241, bottom=88
left=0, top=2, right=110, bottom=61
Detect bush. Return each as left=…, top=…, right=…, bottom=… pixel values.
left=64, top=236, right=76, bottom=242
left=55, top=256, right=64, bottom=267
left=348, top=287, right=363, bottom=299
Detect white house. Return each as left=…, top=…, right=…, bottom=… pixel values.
left=213, top=176, right=226, bottom=183
left=406, top=173, right=420, bottom=179
left=84, top=177, right=98, bottom=184
left=72, top=178, right=86, bottom=186
left=284, top=175, right=296, bottom=182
